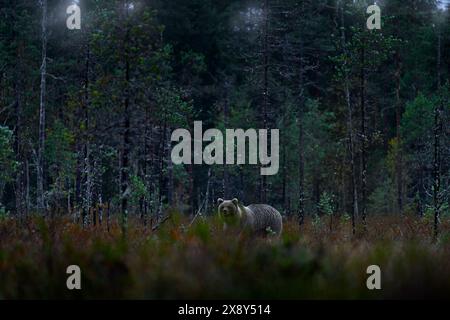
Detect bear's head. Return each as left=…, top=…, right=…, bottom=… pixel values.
left=217, top=198, right=241, bottom=220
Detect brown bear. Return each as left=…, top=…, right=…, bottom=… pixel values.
left=217, top=198, right=283, bottom=236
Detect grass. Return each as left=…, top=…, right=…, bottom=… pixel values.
left=0, top=213, right=449, bottom=299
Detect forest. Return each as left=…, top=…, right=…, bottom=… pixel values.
left=0, top=0, right=449, bottom=299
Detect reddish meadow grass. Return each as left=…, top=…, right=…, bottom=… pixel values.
left=0, top=213, right=449, bottom=299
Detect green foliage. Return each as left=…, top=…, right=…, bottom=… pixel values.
left=180, top=50, right=207, bottom=75
left=0, top=206, right=9, bottom=220
left=311, top=214, right=322, bottom=230
left=368, top=177, right=396, bottom=215
left=0, top=126, right=17, bottom=196
left=130, top=175, right=147, bottom=206
left=45, top=121, right=76, bottom=180
left=423, top=205, right=435, bottom=224
left=318, top=192, right=335, bottom=216
left=303, top=100, right=337, bottom=167
left=401, top=93, right=435, bottom=148
left=340, top=213, right=351, bottom=224
left=188, top=219, right=211, bottom=243
left=155, top=87, right=194, bottom=127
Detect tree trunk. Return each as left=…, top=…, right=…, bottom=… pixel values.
left=188, top=163, right=195, bottom=216
left=157, top=121, right=167, bottom=218
left=121, top=2, right=131, bottom=235
left=297, top=39, right=305, bottom=226
left=166, top=127, right=174, bottom=206
left=83, top=42, right=92, bottom=227
left=433, top=29, right=443, bottom=240
left=25, top=159, right=30, bottom=214
left=360, top=43, right=367, bottom=230
left=75, top=150, right=82, bottom=223
left=106, top=202, right=110, bottom=233
left=37, top=0, right=48, bottom=214
left=418, top=166, right=425, bottom=217
left=282, top=130, right=287, bottom=215
left=14, top=34, right=25, bottom=217
left=394, top=51, right=403, bottom=215
left=260, top=0, right=269, bottom=203
left=223, top=81, right=230, bottom=199
left=339, top=0, right=358, bottom=235
left=141, top=103, right=150, bottom=225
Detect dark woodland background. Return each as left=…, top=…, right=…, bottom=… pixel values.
left=0, top=0, right=449, bottom=236
left=1, top=0, right=450, bottom=300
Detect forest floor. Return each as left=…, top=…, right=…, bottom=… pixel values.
left=0, top=213, right=449, bottom=299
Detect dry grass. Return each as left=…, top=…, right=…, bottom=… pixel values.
left=0, top=213, right=449, bottom=299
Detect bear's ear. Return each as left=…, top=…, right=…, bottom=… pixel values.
left=232, top=198, right=239, bottom=205
left=217, top=198, right=224, bottom=205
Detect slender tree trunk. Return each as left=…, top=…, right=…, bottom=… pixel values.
left=433, top=29, right=443, bottom=240
left=158, top=120, right=167, bottom=218
left=144, top=102, right=155, bottom=226
left=121, top=62, right=130, bottom=233
left=340, top=167, right=346, bottom=215
left=297, top=39, right=305, bottom=226
left=141, top=104, right=149, bottom=225
left=75, top=151, right=82, bottom=222
left=83, top=42, right=92, bottom=227
left=418, top=167, right=425, bottom=217
left=37, top=0, right=48, bottom=214
left=11, top=0, right=26, bottom=218
left=166, top=127, right=174, bottom=206
left=98, top=184, right=103, bottom=226
left=260, top=0, right=269, bottom=203
left=203, top=169, right=212, bottom=215
left=14, top=39, right=25, bottom=217
left=339, top=1, right=358, bottom=235
left=106, top=202, right=110, bottom=233
left=121, top=2, right=131, bottom=235
left=360, top=43, right=367, bottom=230
left=223, top=82, right=230, bottom=199
left=25, top=159, right=30, bottom=214
left=188, top=163, right=194, bottom=216
left=394, top=51, right=403, bottom=214
left=239, top=166, right=244, bottom=201
left=282, top=129, right=287, bottom=215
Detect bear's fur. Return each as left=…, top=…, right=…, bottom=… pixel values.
left=217, top=198, right=283, bottom=236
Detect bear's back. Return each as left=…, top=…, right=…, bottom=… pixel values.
left=246, top=204, right=283, bottom=236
